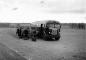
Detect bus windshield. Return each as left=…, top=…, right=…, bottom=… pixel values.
left=55, top=24, right=60, bottom=28
left=48, top=24, right=60, bottom=29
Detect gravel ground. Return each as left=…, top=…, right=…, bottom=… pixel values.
left=0, top=28, right=86, bottom=60
left=0, top=42, right=26, bottom=60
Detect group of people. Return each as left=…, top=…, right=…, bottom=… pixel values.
left=16, top=24, right=50, bottom=41
left=36, top=24, right=50, bottom=39
left=16, top=27, right=29, bottom=40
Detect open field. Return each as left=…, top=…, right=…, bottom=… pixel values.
left=0, top=27, right=86, bottom=60
left=0, top=43, right=26, bottom=60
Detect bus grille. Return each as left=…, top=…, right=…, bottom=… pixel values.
left=51, top=29, right=57, bottom=35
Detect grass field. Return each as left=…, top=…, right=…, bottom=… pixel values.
left=0, top=26, right=86, bottom=60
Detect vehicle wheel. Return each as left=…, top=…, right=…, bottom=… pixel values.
left=32, top=37, right=36, bottom=41
left=44, top=36, right=51, bottom=41
left=23, top=37, right=29, bottom=40
left=19, top=36, right=22, bottom=39
left=22, top=35, right=29, bottom=40
left=55, top=36, right=60, bottom=40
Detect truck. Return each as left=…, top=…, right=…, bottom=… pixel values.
left=16, top=20, right=61, bottom=41
left=37, top=20, right=61, bottom=41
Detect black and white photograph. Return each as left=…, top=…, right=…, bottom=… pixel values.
left=0, top=0, right=86, bottom=60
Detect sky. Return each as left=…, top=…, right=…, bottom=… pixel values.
left=0, top=0, right=86, bottom=23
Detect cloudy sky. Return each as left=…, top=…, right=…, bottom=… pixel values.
left=0, top=0, right=86, bottom=23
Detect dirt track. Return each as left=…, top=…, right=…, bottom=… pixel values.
left=0, top=28, right=86, bottom=60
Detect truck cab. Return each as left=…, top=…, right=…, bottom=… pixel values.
left=44, top=20, right=61, bottom=40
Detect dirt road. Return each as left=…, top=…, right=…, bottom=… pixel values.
left=0, top=28, right=86, bottom=60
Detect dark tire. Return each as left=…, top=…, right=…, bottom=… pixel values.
left=23, top=37, right=29, bottom=40
left=44, top=35, right=51, bottom=41
left=55, top=36, right=60, bottom=40
left=32, top=37, right=36, bottom=41
left=55, top=32, right=60, bottom=40
left=19, top=36, right=22, bottom=39
left=22, top=34, right=29, bottom=40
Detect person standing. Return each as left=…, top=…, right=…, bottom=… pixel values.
left=32, top=30, right=37, bottom=41
left=38, top=24, right=44, bottom=38
left=16, top=27, right=22, bottom=39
